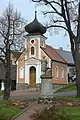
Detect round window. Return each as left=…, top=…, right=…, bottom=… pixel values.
left=31, top=40, right=34, bottom=44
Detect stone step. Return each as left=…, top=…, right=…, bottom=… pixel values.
left=26, top=88, right=39, bottom=92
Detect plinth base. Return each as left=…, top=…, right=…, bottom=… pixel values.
left=38, top=96, right=55, bottom=104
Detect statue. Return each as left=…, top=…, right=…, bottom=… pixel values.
left=45, top=67, right=52, bottom=76
left=40, top=57, right=53, bottom=99
left=41, top=56, right=47, bottom=73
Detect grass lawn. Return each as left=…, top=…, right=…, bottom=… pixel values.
left=56, top=84, right=76, bottom=92
left=0, top=91, right=3, bottom=96
left=0, top=100, right=21, bottom=120
left=0, top=99, right=80, bottom=120
left=63, top=107, right=80, bottom=120
left=55, top=96, right=80, bottom=101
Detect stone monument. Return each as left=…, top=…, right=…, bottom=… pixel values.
left=40, top=57, right=53, bottom=99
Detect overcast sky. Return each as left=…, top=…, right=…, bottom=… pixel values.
left=0, top=0, right=71, bottom=51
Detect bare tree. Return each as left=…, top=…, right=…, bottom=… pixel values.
left=0, top=3, right=26, bottom=100
left=32, top=0, right=80, bottom=97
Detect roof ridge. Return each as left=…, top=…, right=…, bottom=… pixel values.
left=55, top=48, right=71, bottom=53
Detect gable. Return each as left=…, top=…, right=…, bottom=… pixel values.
left=18, top=51, right=26, bottom=61
left=11, top=51, right=22, bottom=60
left=41, top=48, right=50, bottom=60
left=25, top=57, right=40, bottom=64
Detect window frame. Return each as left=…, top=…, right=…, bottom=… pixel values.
left=19, top=67, right=24, bottom=79
left=30, top=45, right=36, bottom=57
left=55, top=66, right=59, bottom=79
left=30, top=38, right=35, bottom=44
left=61, top=67, right=64, bottom=79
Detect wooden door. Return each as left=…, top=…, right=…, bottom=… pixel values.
left=30, top=66, right=36, bottom=87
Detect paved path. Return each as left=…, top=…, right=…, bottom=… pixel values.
left=10, top=89, right=40, bottom=100
left=54, top=90, right=77, bottom=97
left=10, top=90, right=77, bottom=99
left=14, top=101, right=48, bottom=120
left=0, top=89, right=40, bottom=100
left=0, top=90, right=77, bottom=100
left=11, top=90, right=77, bottom=120
left=0, top=90, right=76, bottom=120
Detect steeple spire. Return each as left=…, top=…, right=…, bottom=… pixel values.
left=25, top=10, right=46, bottom=34
left=35, top=11, right=37, bottom=19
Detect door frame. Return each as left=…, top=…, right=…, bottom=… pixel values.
left=25, top=62, right=41, bottom=85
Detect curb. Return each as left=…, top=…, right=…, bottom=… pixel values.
left=11, top=101, right=37, bottom=120
left=11, top=105, right=32, bottom=120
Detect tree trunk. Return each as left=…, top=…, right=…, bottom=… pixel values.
left=76, top=73, right=80, bottom=97
left=75, top=41, right=80, bottom=97
left=3, top=70, right=11, bottom=100
left=71, top=37, right=80, bottom=97
left=3, top=44, right=11, bottom=100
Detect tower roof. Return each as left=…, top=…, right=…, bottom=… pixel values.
left=25, top=11, right=46, bottom=34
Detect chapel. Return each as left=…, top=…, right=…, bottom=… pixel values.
left=16, top=11, right=68, bottom=90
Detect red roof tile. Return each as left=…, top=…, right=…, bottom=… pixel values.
left=41, top=44, right=67, bottom=64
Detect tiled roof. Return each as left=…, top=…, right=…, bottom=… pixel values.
left=41, top=44, right=67, bottom=64
left=55, top=49, right=74, bottom=65
left=11, top=51, right=22, bottom=59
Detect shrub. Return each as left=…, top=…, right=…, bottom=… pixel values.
left=30, top=105, right=72, bottom=120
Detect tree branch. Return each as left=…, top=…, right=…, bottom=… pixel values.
left=52, top=20, right=65, bottom=23
left=42, top=11, right=56, bottom=15
left=43, top=0, right=63, bottom=16
left=64, top=0, right=76, bottom=41
left=32, top=0, right=40, bottom=2
left=45, top=1, right=61, bottom=7
left=0, top=47, right=6, bottom=55
left=0, top=31, right=7, bottom=39
left=47, top=25, right=68, bottom=32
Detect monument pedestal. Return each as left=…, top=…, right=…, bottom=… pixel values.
left=38, top=75, right=54, bottom=104
left=39, top=59, right=54, bottom=104
left=40, top=75, right=53, bottom=98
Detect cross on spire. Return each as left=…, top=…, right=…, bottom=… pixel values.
left=35, top=11, right=37, bottom=19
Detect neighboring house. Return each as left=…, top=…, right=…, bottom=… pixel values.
left=16, top=11, right=68, bottom=90
left=0, top=51, right=22, bottom=90
left=55, top=47, right=76, bottom=82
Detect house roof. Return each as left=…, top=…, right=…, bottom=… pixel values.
left=41, top=44, right=67, bottom=64
left=11, top=51, right=22, bottom=59
left=55, top=48, right=74, bottom=65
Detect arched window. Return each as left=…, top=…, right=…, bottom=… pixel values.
left=31, top=46, right=34, bottom=55
left=61, top=67, right=64, bottom=79
left=20, top=67, right=24, bottom=78
left=55, top=66, right=59, bottom=79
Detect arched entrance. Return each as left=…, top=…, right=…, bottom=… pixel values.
left=30, top=66, right=36, bottom=87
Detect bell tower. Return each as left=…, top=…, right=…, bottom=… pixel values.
left=25, top=11, right=47, bottom=59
